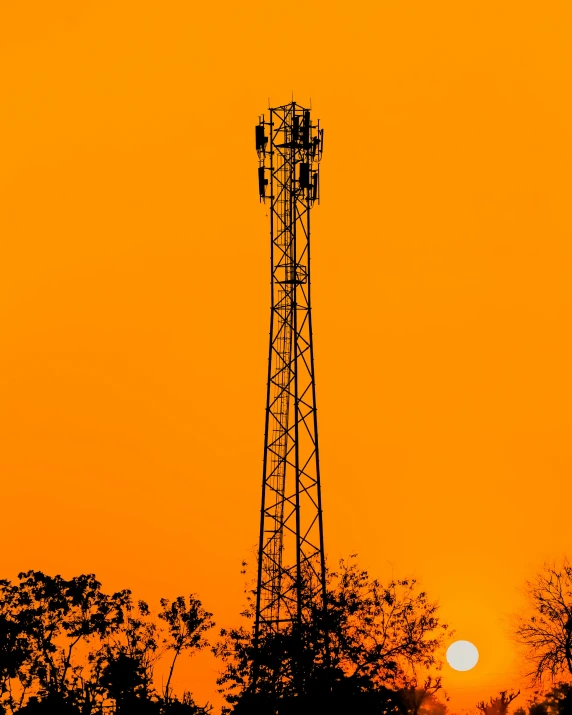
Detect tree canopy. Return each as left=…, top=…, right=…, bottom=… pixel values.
left=214, top=556, right=451, bottom=715
left=0, top=571, right=214, bottom=715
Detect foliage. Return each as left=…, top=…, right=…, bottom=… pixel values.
left=515, top=683, right=572, bottom=715
left=328, top=558, right=450, bottom=686
left=0, top=571, right=213, bottom=715
left=214, top=556, right=450, bottom=714
left=159, top=595, right=214, bottom=703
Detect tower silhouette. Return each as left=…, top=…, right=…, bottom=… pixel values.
left=254, top=101, right=326, bottom=645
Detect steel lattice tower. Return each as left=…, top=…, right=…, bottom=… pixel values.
left=254, top=101, right=326, bottom=644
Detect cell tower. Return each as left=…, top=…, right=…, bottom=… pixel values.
left=254, top=101, right=326, bottom=644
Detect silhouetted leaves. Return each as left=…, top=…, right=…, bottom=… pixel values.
left=159, top=595, right=214, bottom=704
left=215, top=556, right=451, bottom=714
left=519, top=683, right=572, bottom=715
left=0, top=571, right=213, bottom=714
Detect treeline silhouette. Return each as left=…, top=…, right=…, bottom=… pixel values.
left=0, top=559, right=452, bottom=714
left=0, top=571, right=213, bottom=714
left=215, top=557, right=451, bottom=715
left=473, top=684, right=572, bottom=715
left=3, top=557, right=572, bottom=714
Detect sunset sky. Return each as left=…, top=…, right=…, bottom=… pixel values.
left=1, top=1, right=572, bottom=712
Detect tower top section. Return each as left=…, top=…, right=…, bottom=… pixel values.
left=255, top=101, right=324, bottom=204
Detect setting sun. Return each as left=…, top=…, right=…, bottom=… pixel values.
left=447, top=640, right=480, bottom=672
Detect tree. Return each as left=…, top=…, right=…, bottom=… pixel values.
left=214, top=556, right=450, bottom=714
left=514, top=560, right=572, bottom=683
left=0, top=571, right=212, bottom=714
left=521, top=683, right=572, bottom=715
left=328, top=558, right=449, bottom=688
left=1, top=571, right=131, bottom=713
left=158, top=595, right=214, bottom=705
left=0, top=579, right=32, bottom=712
left=395, top=676, right=448, bottom=715
left=476, top=690, right=520, bottom=715
left=95, top=597, right=160, bottom=713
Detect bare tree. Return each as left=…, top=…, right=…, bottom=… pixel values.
left=476, top=690, right=520, bottom=715
left=514, top=560, right=572, bottom=683
left=397, top=675, right=447, bottom=715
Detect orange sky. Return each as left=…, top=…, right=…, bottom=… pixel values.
left=1, top=1, right=572, bottom=712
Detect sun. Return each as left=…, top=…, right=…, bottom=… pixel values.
left=446, top=640, right=479, bottom=671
